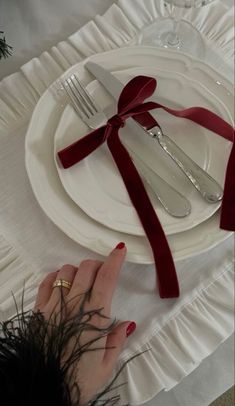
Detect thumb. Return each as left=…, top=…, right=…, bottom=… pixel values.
left=102, top=321, right=136, bottom=369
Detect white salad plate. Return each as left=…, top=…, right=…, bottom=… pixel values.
left=55, top=65, right=231, bottom=235
left=25, top=46, right=233, bottom=263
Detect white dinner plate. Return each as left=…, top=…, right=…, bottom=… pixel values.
left=54, top=66, right=231, bottom=235
left=25, top=46, right=233, bottom=263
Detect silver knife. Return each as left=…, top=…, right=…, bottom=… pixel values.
left=86, top=61, right=223, bottom=203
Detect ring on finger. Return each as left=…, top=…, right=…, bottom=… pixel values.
left=53, top=279, right=72, bottom=290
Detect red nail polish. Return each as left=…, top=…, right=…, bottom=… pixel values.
left=126, top=321, right=136, bottom=337
left=115, top=242, right=125, bottom=250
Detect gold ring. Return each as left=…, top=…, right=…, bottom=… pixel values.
left=53, top=279, right=72, bottom=290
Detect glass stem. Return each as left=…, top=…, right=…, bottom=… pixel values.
left=166, top=18, right=180, bottom=46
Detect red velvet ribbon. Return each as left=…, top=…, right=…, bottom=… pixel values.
left=58, top=76, right=234, bottom=299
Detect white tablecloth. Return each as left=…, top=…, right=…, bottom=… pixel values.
left=0, top=1, right=234, bottom=405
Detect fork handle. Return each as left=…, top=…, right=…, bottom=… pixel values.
left=149, top=126, right=223, bottom=203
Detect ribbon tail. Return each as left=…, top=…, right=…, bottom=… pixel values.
left=163, top=106, right=234, bottom=143
left=220, top=141, right=235, bottom=230
left=107, top=130, right=180, bottom=298
left=58, top=125, right=106, bottom=168
left=133, top=108, right=235, bottom=232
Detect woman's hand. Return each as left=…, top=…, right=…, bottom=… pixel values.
left=33, top=242, right=136, bottom=404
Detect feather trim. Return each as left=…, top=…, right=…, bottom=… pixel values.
left=0, top=290, right=142, bottom=405
left=0, top=32, right=12, bottom=59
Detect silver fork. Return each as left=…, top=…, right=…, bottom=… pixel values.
left=61, top=74, right=191, bottom=218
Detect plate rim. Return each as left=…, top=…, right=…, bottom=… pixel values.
left=25, top=46, right=233, bottom=263
left=54, top=65, right=230, bottom=235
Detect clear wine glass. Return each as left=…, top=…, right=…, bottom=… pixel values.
left=138, top=0, right=216, bottom=60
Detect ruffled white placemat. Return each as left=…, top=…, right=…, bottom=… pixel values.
left=0, top=0, right=233, bottom=137
left=0, top=0, right=234, bottom=404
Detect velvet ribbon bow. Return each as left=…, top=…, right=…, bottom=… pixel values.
left=58, top=75, right=234, bottom=299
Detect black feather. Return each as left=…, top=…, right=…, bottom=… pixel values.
left=0, top=289, right=145, bottom=405
left=0, top=32, right=13, bottom=59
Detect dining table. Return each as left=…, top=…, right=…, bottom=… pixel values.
left=0, top=1, right=234, bottom=405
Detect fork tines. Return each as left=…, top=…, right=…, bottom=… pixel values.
left=63, top=74, right=98, bottom=118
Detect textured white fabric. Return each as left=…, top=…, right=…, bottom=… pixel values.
left=0, top=0, right=116, bottom=79
left=0, top=0, right=234, bottom=136
left=143, top=333, right=235, bottom=406
left=0, top=1, right=234, bottom=405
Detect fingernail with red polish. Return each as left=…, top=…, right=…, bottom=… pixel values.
left=115, top=242, right=125, bottom=250
left=126, top=321, right=136, bottom=337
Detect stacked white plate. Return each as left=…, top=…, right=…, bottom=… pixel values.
left=25, top=46, right=233, bottom=263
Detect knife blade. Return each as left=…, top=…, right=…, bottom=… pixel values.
left=85, top=61, right=223, bottom=203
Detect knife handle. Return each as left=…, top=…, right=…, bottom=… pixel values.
left=126, top=145, right=191, bottom=218
left=149, top=127, right=223, bottom=203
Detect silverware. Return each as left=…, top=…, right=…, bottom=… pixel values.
left=61, top=74, right=191, bottom=218
left=85, top=62, right=223, bottom=204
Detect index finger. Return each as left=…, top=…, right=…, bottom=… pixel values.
left=91, top=242, right=126, bottom=313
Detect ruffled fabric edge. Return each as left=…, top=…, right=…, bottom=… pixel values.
left=0, top=233, right=234, bottom=404
left=114, top=264, right=234, bottom=404
left=0, top=0, right=233, bottom=136
left=0, top=234, right=43, bottom=321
